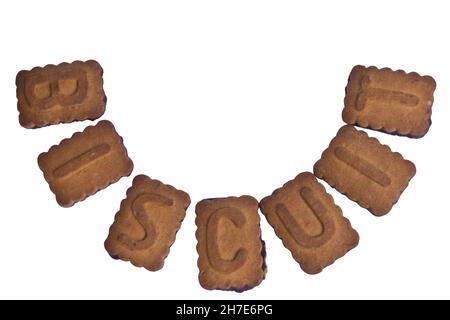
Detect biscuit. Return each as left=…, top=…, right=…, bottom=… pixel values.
left=259, top=172, right=359, bottom=274
left=38, top=120, right=133, bottom=207
left=104, top=175, right=190, bottom=271
left=16, top=60, right=106, bottom=128
left=343, top=65, right=436, bottom=138
left=195, top=196, right=266, bottom=291
left=314, top=125, right=416, bottom=216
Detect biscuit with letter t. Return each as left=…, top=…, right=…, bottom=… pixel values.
left=343, top=65, right=436, bottom=138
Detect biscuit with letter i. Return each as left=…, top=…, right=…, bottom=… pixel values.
left=38, top=120, right=133, bottom=207
left=260, top=172, right=359, bottom=274
left=343, top=65, right=436, bottom=138
left=105, top=175, right=190, bottom=271
left=314, top=125, right=416, bottom=216
left=195, top=196, right=266, bottom=291
left=16, top=60, right=106, bottom=128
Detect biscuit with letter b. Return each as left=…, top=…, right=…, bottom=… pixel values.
left=260, top=172, right=359, bottom=274
left=195, top=196, right=266, bottom=291
left=16, top=60, right=106, bottom=128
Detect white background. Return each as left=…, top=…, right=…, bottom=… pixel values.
left=0, top=0, right=448, bottom=299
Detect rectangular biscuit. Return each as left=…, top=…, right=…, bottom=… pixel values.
left=195, top=196, right=266, bottom=291
left=38, top=120, right=133, bottom=207
left=314, top=125, right=416, bottom=216
left=104, top=175, right=190, bottom=271
left=16, top=60, right=106, bottom=128
left=259, top=172, right=359, bottom=274
left=343, top=65, right=436, bottom=138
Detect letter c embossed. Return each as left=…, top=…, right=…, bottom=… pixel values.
left=205, top=207, right=248, bottom=273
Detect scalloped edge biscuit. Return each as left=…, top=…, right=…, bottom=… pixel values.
left=38, top=120, right=133, bottom=207
left=314, top=125, right=416, bottom=216
left=104, top=175, right=190, bottom=271
left=260, top=172, right=359, bottom=274
left=16, top=60, right=106, bottom=128
left=343, top=65, right=436, bottom=138
left=195, top=196, right=266, bottom=292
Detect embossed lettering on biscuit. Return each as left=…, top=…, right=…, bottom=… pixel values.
left=354, top=75, right=419, bottom=111
left=343, top=65, right=436, bottom=138
left=52, top=143, right=111, bottom=179
left=314, top=125, right=416, bottom=216
left=105, top=175, right=190, bottom=271
left=206, top=207, right=248, bottom=274
left=117, top=193, right=174, bottom=250
left=38, top=120, right=133, bottom=207
left=275, top=187, right=335, bottom=248
left=16, top=60, right=106, bottom=128
left=24, top=69, right=88, bottom=110
left=333, top=146, right=391, bottom=187
left=260, top=172, right=358, bottom=274
left=195, top=196, right=265, bottom=291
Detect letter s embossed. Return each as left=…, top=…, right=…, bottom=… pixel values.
left=118, top=193, right=173, bottom=250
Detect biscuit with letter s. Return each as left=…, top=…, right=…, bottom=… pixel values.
left=105, top=175, right=190, bottom=271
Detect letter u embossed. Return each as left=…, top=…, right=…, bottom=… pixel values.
left=275, top=187, right=335, bottom=248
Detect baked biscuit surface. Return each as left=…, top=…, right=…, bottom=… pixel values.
left=16, top=60, right=106, bottom=128
left=38, top=120, right=133, bottom=207
left=343, top=65, right=436, bottom=138
left=314, top=125, right=416, bottom=216
left=260, top=172, right=359, bottom=274
left=195, top=196, right=265, bottom=291
left=105, top=175, right=190, bottom=271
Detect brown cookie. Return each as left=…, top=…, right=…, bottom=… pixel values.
left=16, top=60, right=106, bottom=128
left=259, top=172, right=359, bottom=274
left=104, top=175, right=190, bottom=271
left=343, top=65, right=436, bottom=138
left=314, top=125, right=416, bottom=216
left=38, top=120, right=133, bottom=207
left=195, top=196, right=266, bottom=291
